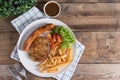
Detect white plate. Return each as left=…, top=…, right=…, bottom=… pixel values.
left=17, top=18, right=76, bottom=77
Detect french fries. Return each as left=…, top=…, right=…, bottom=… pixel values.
left=38, top=58, right=48, bottom=68
left=37, top=33, right=73, bottom=73
left=38, top=47, right=72, bottom=73
left=66, top=47, right=72, bottom=62
left=48, top=68, right=58, bottom=73
left=58, top=49, right=62, bottom=55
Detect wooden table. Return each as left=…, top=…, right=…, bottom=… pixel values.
left=1, top=0, right=120, bottom=80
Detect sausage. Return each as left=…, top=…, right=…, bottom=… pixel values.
left=23, top=23, right=55, bottom=51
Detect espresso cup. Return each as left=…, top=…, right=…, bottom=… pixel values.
left=43, top=1, right=61, bottom=18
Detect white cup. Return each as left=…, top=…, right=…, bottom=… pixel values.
left=43, top=1, right=61, bottom=18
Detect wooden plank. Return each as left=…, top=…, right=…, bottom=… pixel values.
left=72, top=64, right=120, bottom=80
left=0, top=32, right=19, bottom=50
left=1, top=32, right=120, bottom=64
left=0, top=49, right=14, bottom=56
left=75, top=32, right=120, bottom=63
left=0, top=57, right=15, bottom=64
left=1, top=64, right=120, bottom=80
left=0, top=16, right=118, bottom=32
left=0, top=17, right=16, bottom=32
left=36, top=3, right=120, bottom=31
left=2, top=3, right=120, bottom=32
left=59, top=3, right=117, bottom=17
left=56, top=3, right=120, bottom=31
left=76, top=32, right=120, bottom=63
left=53, top=3, right=120, bottom=16
left=0, top=32, right=18, bottom=64
left=35, top=3, right=120, bottom=16
left=58, top=16, right=118, bottom=32
left=38, top=0, right=120, bottom=3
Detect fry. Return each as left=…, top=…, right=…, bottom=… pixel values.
left=53, top=59, right=57, bottom=66
left=38, top=66, right=44, bottom=71
left=66, top=47, right=72, bottom=61
left=51, top=46, right=57, bottom=56
left=68, top=48, right=72, bottom=61
left=47, top=33, right=52, bottom=40
left=46, top=59, right=51, bottom=64
left=61, top=57, right=66, bottom=62
left=40, top=68, right=48, bottom=73
left=38, top=58, right=48, bottom=68
left=62, top=54, right=67, bottom=62
left=53, top=46, right=59, bottom=56
left=45, top=64, right=54, bottom=67
left=54, top=42, right=61, bottom=47
left=48, top=68, right=58, bottom=73
left=48, top=54, right=54, bottom=63
left=59, top=49, right=62, bottom=55
left=53, top=56, right=61, bottom=59
left=62, top=54, right=67, bottom=58
left=51, top=50, right=54, bottom=56
left=53, top=54, right=67, bottom=59
left=57, top=58, right=61, bottom=64
left=47, top=62, right=69, bottom=71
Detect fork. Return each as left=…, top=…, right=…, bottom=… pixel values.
left=8, top=65, right=22, bottom=80
left=13, top=63, right=29, bottom=80
left=8, top=63, right=29, bottom=80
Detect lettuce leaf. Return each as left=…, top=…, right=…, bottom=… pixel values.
left=51, top=26, right=75, bottom=49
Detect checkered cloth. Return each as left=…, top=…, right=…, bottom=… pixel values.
left=10, top=6, right=85, bottom=80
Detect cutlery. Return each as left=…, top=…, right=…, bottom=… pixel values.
left=8, top=65, right=22, bottom=80
left=8, top=64, right=28, bottom=80
left=13, top=63, right=29, bottom=80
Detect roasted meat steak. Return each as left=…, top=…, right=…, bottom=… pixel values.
left=28, top=37, right=50, bottom=62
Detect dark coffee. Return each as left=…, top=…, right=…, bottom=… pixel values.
left=45, top=2, right=59, bottom=16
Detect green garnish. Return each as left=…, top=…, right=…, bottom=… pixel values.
left=51, top=26, right=75, bottom=49
left=0, top=0, right=37, bottom=18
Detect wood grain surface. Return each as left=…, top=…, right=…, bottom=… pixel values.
left=38, top=0, right=120, bottom=3
left=1, top=64, right=120, bottom=80
left=1, top=0, right=120, bottom=80
left=2, top=3, right=120, bottom=31
left=1, top=32, right=120, bottom=64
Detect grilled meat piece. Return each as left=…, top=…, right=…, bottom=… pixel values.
left=28, top=37, right=50, bottom=62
